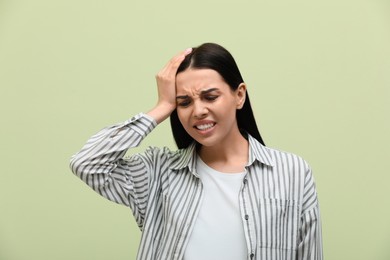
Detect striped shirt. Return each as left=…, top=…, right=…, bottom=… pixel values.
left=70, top=113, right=323, bottom=260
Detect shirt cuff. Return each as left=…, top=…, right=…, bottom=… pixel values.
left=123, top=113, right=158, bottom=137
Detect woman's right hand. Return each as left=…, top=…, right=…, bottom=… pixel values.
left=147, top=48, right=192, bottom=124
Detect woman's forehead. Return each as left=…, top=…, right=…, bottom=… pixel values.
left=176, top=68, right=227, bottom=93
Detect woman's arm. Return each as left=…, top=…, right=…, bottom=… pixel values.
left=69, top=114, right=157, bottom=224
left=296, top=167, right=323, bottom=260
left=69, top=48, right=192, bottom=226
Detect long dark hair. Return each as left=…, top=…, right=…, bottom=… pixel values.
left=170, top=42, right=265, bottom=149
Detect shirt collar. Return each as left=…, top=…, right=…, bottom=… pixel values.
left=169, top=142, right=198, bottom=172
left=247, top=134, right=275, bottom=167
left=169, top=134, right=275, bottom=172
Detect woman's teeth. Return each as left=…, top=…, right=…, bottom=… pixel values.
left=196, top=123, right=214, bottom=130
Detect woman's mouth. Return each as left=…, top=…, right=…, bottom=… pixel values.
left=195, top=123, right=215, bottom=130
left=193, top=120, right=217, bottom=134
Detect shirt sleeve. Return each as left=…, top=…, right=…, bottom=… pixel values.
left=69, top=113, right=158, bottom=227
left=296, top=167, right=323, bottom=260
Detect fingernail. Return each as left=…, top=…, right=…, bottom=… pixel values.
left=184, top=48, right=192, bottom=54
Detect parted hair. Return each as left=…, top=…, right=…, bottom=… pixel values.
left=170, top=42, right=265, bottom=149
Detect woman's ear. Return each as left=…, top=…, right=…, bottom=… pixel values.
left=236, top=83, right=247, bottom=109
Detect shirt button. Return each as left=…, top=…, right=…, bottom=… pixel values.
left=245, top=214, right=249, bottom=220
left=250, top=253, right=255, bottom=259
left=243, top=178, right=248, bottom=184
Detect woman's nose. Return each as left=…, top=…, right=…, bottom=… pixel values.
left=193, top=100, right=208, bottom=118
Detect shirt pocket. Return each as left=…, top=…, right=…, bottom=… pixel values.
left=258, top=198, right=299, bottom=250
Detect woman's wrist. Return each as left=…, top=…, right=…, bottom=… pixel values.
left=146, top=102, right=176, bottom=124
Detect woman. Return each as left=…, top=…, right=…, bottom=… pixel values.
left=70, top=43, right=323, bottom=260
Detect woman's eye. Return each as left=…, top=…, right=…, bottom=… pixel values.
left=178, top=100, right=191, bottom=107
left=204, top=95, right=218, bottom=101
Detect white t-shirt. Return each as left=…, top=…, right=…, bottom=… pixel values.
left=184, top=156, right=248, bottom=260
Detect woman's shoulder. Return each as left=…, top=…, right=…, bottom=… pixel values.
left=266, top=145, right=309, bottom=165
left=249, top=135, right=310, bottom=170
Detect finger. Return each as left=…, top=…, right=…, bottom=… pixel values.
left=157, top=48, right=193, bottom=78
left=168, top=48, right=192, bottom=67
left=172, top=48, right=192, bottom=60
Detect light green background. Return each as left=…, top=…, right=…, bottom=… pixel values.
left=1, top=0, right=389, bottom=259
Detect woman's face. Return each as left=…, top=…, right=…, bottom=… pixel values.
left=175, top=68, right=246, bottom=147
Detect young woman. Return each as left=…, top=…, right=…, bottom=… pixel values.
left=70, top=43, right=323, bottom=260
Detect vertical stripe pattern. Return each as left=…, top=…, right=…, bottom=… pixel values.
left=70, top=113, right=323, bottom=260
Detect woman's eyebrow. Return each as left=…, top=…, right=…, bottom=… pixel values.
left=200, top=88, right=219, bottom=95
left=176, top=88, right=219, bottom=100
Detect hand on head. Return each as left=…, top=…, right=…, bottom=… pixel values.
left=147, top=48, right=192, bottom=124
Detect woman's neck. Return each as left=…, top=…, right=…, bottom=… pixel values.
left=198, top=132, right=249, bottom=173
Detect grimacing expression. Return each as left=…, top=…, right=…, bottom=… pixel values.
left=175, top=68, right=246, bottom=147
